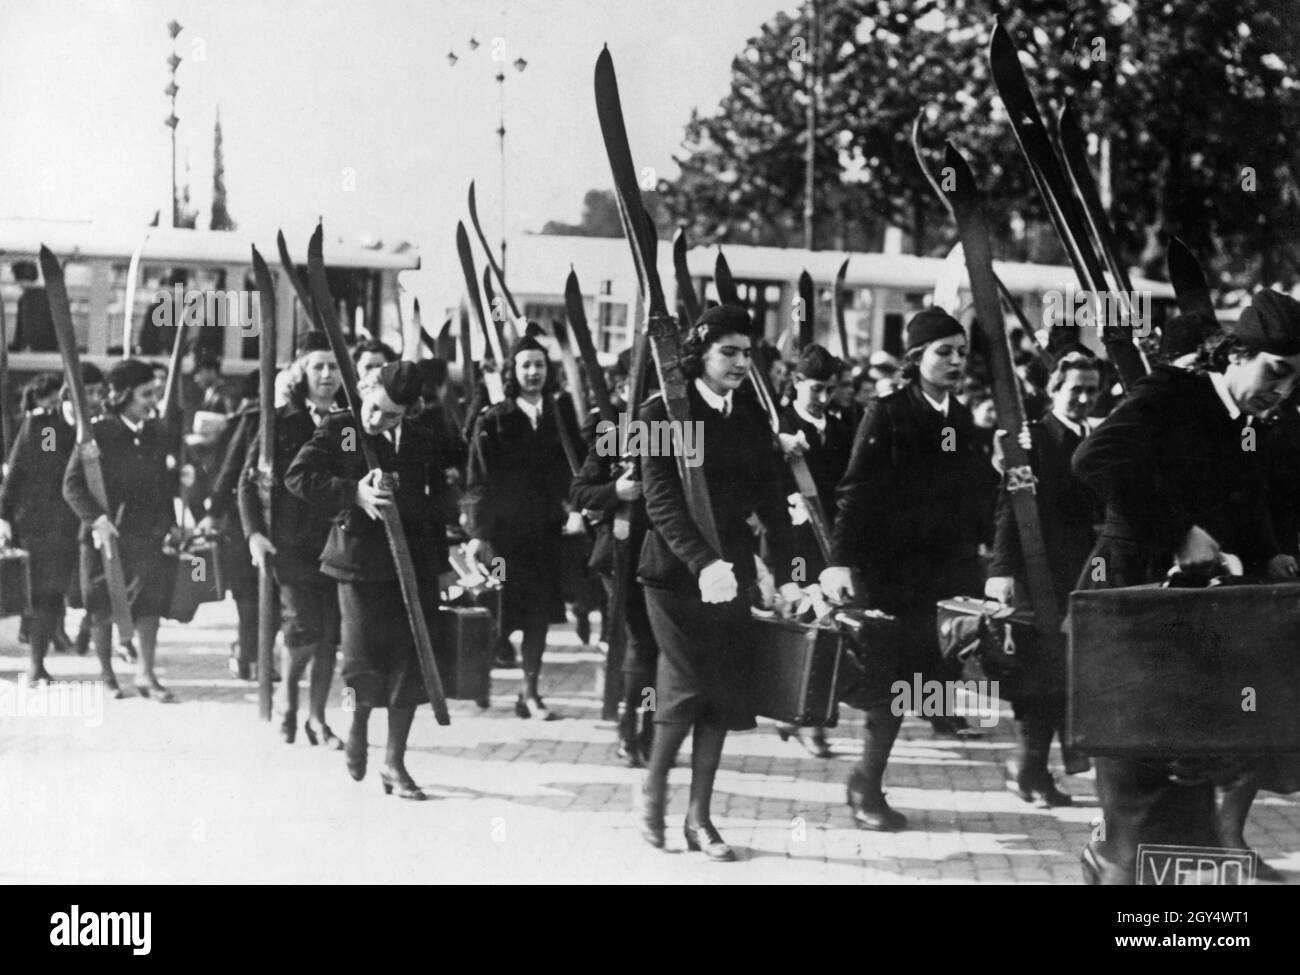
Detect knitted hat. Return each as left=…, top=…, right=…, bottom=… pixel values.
left=106, top=359, right=156, bottom=396
left=296, top=330, right=332, bottom=356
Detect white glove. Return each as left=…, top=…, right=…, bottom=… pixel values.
left=786, top=491, right=809, bottom=527
left=777, top=431, right=808, bottom=457
left=698, top=559, right=738, bottom=604
left=819, top=565, right=856, bottom=603
left=0, top=518, right=11, bottom=546
left=984, top=576, right=1016, bottom=605
left=563, top=510, right=586, bottom=536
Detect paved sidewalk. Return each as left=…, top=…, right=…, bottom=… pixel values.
left=2, top=602, right=1297, bottom=884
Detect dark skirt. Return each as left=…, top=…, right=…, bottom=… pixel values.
left=338, top=580, right=427, bottom=709
left=497, top=526, right=566, bottom=631
left=644, top=586, right=755, bottom=732
left=80, top=536, right=172, bottom=620
left=14, top=522, right=79, bottom=601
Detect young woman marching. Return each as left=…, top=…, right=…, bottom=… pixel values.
left=463, top=334, right=577, bottom=719
left=285, top=361, right=448, bottom=798
left=0, top=373, right=81, bottom=686
left=636, top=304, right=800, bottom=860
left=821, top=309, right=996, bottom=830
left=63, top=360, right=178, bottom=700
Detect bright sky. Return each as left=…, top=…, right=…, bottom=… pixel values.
left=0, top=0, right=795, bottom=311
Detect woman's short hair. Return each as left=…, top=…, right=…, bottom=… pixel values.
left=1047, top=351, right=1101, bottom=393
left=1192, top=328, right=1254, bottom=375
left=22, top=372, right=63, bottom=412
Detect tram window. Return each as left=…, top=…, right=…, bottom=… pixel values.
left=882, top=313, right=904, bottom=357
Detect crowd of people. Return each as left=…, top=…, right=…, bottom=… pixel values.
left=5, top=288, right=1300, bottom=883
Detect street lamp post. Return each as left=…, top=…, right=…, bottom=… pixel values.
left=165, top=20, right=183, bottom=229
left=449, top=34, right=528, bottom=280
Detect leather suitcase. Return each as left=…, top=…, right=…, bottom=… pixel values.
left=0, top=547, right=33, bottom=618
left=166, top=535, right=225, bottom=623
left=751, top=608, right=900, bottom=727
left=435, top=606, right=494, bottom=703
left=1068, top=582, right=1300, bottom=756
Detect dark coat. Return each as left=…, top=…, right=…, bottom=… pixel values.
left=637, top=384, right=795, bottom=594
left=284, top=412, right=449, bottom=586
left=830, top=384, right=994, bottom=612
left=990, top=411, right=1103, bottom=699
left=569, top=411, right=648, bottom=576
left=1071, top=365, right=1279, bottom=590
left=779, top=404, right=853, bottom=576
left=1260, top=405, right=1300, bottom=559
left=464, top=396, right=573, bottom=628
left=0, top=409, right=80, bottom=597
left=991, top=411, right=1103, bottom=606
left=63, top=413, right=176, bottom=617
left=238, top=404, right=340, bottom=586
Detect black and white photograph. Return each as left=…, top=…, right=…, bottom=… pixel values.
left=2, top=0, right=1299, bottom=917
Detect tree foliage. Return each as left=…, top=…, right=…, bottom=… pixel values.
left=658, top=0, right=1300, bottom=290
left=209, top=107, right=236, bottom=232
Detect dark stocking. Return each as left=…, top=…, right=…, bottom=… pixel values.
left=853, top=705, right=903, bottom=807
left=385, top=706, right=416, bottom=774
left=687, top=723, right=728, bottom=826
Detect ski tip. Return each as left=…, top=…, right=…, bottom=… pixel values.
left=942, top=141, right=974, bottom=190
left=413, top=297, right=421, bottom=313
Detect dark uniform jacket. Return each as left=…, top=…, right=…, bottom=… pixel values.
left=0, top=409, right=80, bottom=595
left=991, top=411, right=1103, bottom=605
left=637, top=384, right=795, bottom=595
left=463, top=397, right=572, bottom=542
left=284, top=412, right=448, bottom=585
left=63, top=413, right=174, bottom=552
left=779, top=404, right=853, bottom=576
left=237, top=404, right=339, bottom=585
left=570, top=410, right=647, bottom=576
left=830, top=383, right=995, bottom=609
left=1072, top=365, right=1280, bottom=589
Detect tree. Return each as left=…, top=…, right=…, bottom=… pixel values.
left=209, top=106, right=236, bottom=231
left=658, top=0, right=1300, bottom=290
left=540, top=188, right=666, bottom=237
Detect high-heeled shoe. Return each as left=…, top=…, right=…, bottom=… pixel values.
left=380, top=766, right=427, bottom=800
left=683, top=819, right=736, bottom=861
left=25, top=668, right=55, bottom=688
left=634, top=783, right=666, bottom=849
left=345, top=734, right=367, bottom=781
left=776, top=725, right=834, bottom=759
left=527, top=695, right=558, bottom=721
left=304, top=719, right=345, bottom=750
left=134, top=680, right=176, bottom=703
left=617, top=737, right=644, bottom=768
left=278, top=712, right=297, bottom=744
left=101, top=675, right=124, bottom=700
left=514, top=695, right=531, bottom=719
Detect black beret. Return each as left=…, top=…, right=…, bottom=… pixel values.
left=296, top=330, right=332, bottom=356
left=794, top=343, right=842, bottom=381
left=81, top=362, right=104, bottom=385
left=1160, top=312, right=1215, bottom=360
left=694, top=303, right=757, bottom=336
left=508, top=334, right=548, bottom=360
left=106, top=359, right=157, bottom=395
left=377, top=360, right=423, bottom=407
left=905, top=307, right=964, bottom=351
left=1229, top=291, right=1300, bottom=357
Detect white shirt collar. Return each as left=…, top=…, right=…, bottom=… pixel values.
left=793, top=402, right=826, bottom=432
left=694, top=378, right=733, bottom=416
left=120, top=414, right=143, bottom=435
left=920, top=389, right=950, bottom=416
left=1208, top=372, right=1242, bottom=421
left=516, top=395, right=543, bottom=429
left=383, top=424, right=402, bottom=452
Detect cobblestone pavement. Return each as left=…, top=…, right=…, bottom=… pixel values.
left=2, top=602, right=1297, bottom=884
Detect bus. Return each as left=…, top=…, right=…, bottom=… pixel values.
left=0, top=220, right=420, bottom=385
